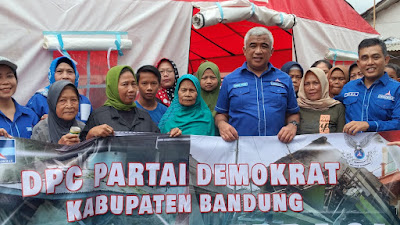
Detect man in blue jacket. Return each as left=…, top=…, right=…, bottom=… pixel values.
left=215, top=27, right=300, bottom=143
left=335, top=38, right=400, bottom=134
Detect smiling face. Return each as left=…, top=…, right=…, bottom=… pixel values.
left=0, top=65, right=17, bottom=100
left=178, top=79, right=198, bottom=107
left=56, top=86, right=79, bottom=120
left=200, top=69, right=219, bottom=92
left=243, top=34, right=273, bottom=75
left=118, top=71, right=137, bottom=105
left=158, top=61, right=175, bottom=89
left=137, top=72, right=160, bottom=101
left=304, top=72, right=322, bottom=101
left=357, top=45, right=390, bottom=83
left=54, top=62, right=76, bottom=83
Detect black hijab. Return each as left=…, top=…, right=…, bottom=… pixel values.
left=47, top=80, right=80, bottom=143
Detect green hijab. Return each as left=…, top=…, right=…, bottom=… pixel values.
left=104, top=65, right=136, bottom=111
left=158, top=74, right=215, bottom=136
left=195, top=61, right=221, bottom=117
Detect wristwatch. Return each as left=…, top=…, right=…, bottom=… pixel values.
left=289, top=120, right=299, bottom=127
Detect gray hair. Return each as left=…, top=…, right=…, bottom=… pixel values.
left=243, top=27, right=274, bottom=49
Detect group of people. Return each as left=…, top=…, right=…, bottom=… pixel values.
left=1, top=26, right=400, bottom=146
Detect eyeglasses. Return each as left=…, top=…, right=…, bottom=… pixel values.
left=159, top=69, right=174, bottom=74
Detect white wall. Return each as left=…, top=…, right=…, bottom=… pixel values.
left=366, top=1, right=400, bottom=39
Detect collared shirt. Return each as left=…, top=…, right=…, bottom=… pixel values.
left=0, top=99, right=39, bottom=138
left=215, top=62, right=299, bottom=136
left=335, top=73, right=400, bottom=132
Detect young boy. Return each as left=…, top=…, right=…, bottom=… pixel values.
left=135, top=65, right=167, bottom=125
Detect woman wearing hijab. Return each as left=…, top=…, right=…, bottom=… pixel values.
left=26, top=56, right=92, bottom=123
left=159, top=74, right=215, bottom=136
left=31, top=80, right=84, bottom=145
left=195, top=61, right=221, bottom=117
left=0, top=56, right=39, bottom=138
left=297, top=67, right=345, bottom=134
left=349, top=62, right=363, bottom=81
left=328, top=65, right=349, bottom=98
left=281, top=61, right=304, bottom=94
left=81, top=65, right=159, bottom=140
left=155, top=58, right=179, bottom=107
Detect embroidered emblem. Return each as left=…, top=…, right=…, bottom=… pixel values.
left=233, top=82, right=248, bottom=88
left=344, top=92, right=359, bottom=97
left=378, top=90, right=394, bottom=101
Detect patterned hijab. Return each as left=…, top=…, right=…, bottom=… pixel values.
left=158, top=74, right=215, bottom=136
left=156, top=58, right=179, bottom=106
left=38, top=56, right=79, bottom=97
left=47, top=80, right=80, bottom=143
left=104, top=65, right=137, bottom=111
left=297, top=67, right=341, bottom=111
left=195, top=61, right=221, bottom=117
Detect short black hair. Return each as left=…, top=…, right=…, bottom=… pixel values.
left=385, top=63, right=400, bottom=78
left=311, top=59, right=332, bottom=69
left=136, top=65, right=161, bottom=83
left=358, top=38, right=388, bottom=56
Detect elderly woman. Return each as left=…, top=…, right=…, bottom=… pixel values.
left=31, top=80, right=84, bottom=145
left=26, top=56, right=92, bottom=123
left=281, top=61, right=304, bottom=94
left=328, top=65, right=349, bottom=98
left=81, top=65, right=159, bottom=140
left=195, top=61, right=221, bottom=117
left=0, top=56, right=39, bottom=138
left=155, top=58, right=179, bottom=107
left=159, top=74, right=215, bottom=136
left=297, top=67, right=345, bottom=134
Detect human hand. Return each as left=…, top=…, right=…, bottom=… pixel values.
left=41, top=114, right=48, bottom=121
left=169, top=128, right=182, bottom=137
left=278, top=123, right=297, bottom=143
left=58, top=133, right=80, bottom=145
left=218, top=121, right=238, bottom=142
left=0, top=128, right=12, bottom=138
left=86, top=124, right=114, bottom=139
left=343, top=121, right=369, bottom=135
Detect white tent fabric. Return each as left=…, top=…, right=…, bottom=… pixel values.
left=192, top=0, right=295, bottom=30
left=0, top=0, right=192, bottom=104
left=325, top=49, right=359, bottom=63
left=292, top=17, right=379, bottom=70
left=43, top=36, right=133, bottom=51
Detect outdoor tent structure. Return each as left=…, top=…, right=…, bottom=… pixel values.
left=0, top=0, right=378, bottom=108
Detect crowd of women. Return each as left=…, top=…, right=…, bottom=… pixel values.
left=1, top=54, right=400, bottom=146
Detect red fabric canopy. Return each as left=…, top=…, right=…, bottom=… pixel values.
left=185, top=0, right=378, bottom=75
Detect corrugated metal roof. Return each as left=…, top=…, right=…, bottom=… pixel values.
left=387, top=42, right=400, bottom=51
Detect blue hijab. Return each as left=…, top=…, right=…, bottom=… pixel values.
left=37, top=56, right=79, bottom=96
